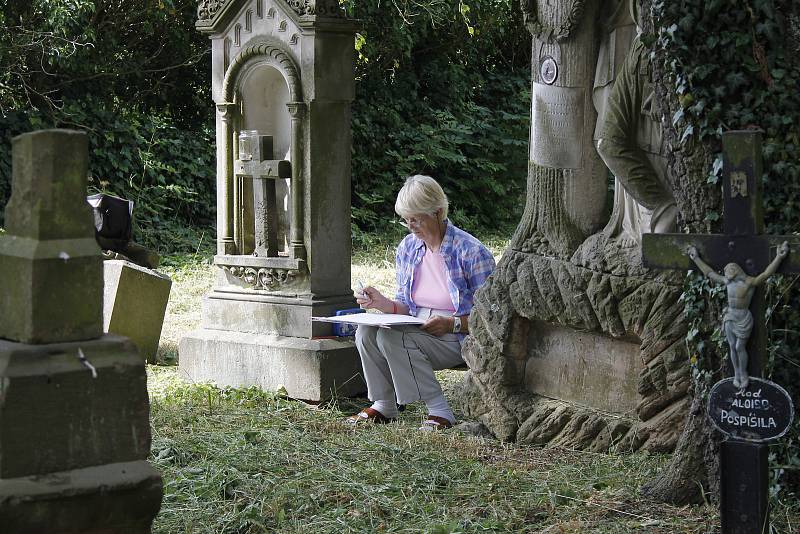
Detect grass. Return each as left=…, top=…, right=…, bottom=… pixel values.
left=149, top=239, right=800, bottom=533
left=157, top=253, right=215, bottom=364
left=149, top=367, right=719, bottom=533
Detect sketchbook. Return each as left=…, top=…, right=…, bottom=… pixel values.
left=312, top=312, right=426, bottom=329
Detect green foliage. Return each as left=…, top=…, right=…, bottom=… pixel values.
left=1, top=0, right=530, bottom=250
left=0, top=0, right=210, bottom=127
left=654, top=0, right=800, bottom=496
left=0, top=104, right=216, bottom=253
left=344, top=0, right=531, bottom=241
left=0, top=0, right=215, bottom=252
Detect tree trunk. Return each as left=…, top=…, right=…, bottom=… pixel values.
left=642, top=380, right=720, bottom=504
left=638, top=0, right=724, bottom=504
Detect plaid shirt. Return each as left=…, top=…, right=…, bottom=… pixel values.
left=394, top=221, right=495, bottom=319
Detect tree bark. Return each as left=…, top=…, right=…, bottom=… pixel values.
left=638, top=0, right=724, bottom=504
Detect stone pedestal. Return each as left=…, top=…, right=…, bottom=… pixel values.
left=0, top=129, right=161, bottom=531
left=0, top=335, right=163, bottom=531
left=104, top=259, right=172, bottom=363
left=0, top=130, right=102, bottom=344
left=180, top=1, right=365, bottom=401
left=0, top=462, right=162, bottom=534
left=181, top=329, right=364, bottom=400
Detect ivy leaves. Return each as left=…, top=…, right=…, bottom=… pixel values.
left=655, top=0, right=800, bottom=496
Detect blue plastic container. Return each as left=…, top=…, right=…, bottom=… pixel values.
left=333, top=308, right=366, bottom=337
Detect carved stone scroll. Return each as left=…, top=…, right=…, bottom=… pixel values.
left=222, top=265, right=303, bottom=290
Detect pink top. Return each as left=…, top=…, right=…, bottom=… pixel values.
left=411, top=246, right=456, bottom=312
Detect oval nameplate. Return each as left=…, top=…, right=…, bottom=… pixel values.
left=707, top=377, right=795, bottom=443
left=540, top=56, right=558, bottom=85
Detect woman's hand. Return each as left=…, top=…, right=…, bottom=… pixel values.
left=421, top=316, right=456, bottom=337
left=356, top=286, right=394, bottom=314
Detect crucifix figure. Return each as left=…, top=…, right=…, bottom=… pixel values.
left=642, top=130, right=800, bottom=534
left=687, top=241, right=789, bottom=391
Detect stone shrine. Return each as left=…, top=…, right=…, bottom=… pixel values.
left=180, top=0, right=365, bottom=400
left=0, top=130, right=162, bottom=532
left=455, top=0, right=689, bottom=452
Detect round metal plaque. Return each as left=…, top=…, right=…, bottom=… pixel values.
left=707, top=377, right=795, bottom=443
left=540, top=56, right=558, bottom=85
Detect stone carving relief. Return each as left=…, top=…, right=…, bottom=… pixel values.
left=521, top=0, right=586, bottom=42
left=198, top=0, right=230, bottom=21
left=510, top=0, right=607, bottom=257
left=288, top=0, right=345, bottom=17
left=458, top=250, right=689, bottom=452
left=222, top=264, right=304, bottom=290
left=198, top=0, right=344, bottom=24
left=455, top=1, right=691, bottom=454
left=222, top=41, right=301, bottom=102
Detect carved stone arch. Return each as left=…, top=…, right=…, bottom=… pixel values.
left=222, top=39, right=301, bottom=103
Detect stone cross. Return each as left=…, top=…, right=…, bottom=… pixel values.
left=234, top=132, right=291, bottom=257
left=642, top=130, right=800, bottom=533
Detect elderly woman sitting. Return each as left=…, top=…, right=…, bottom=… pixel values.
left=350, top=175, right=495, bottom=430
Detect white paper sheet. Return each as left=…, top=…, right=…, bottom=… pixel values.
left=312, top=313, right=426, bottom=329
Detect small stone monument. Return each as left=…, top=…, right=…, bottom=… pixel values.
left=180, top=0, right=365, bottom=400
left=0, top=130, right=162, bottom=531
left=104, top=259, right=172, bottom=363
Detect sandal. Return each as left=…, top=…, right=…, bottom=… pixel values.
left=419, top=415, right=454, bottom=431
left=345, top=407, right=395, bottom=425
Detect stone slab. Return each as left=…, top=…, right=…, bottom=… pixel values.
left=0, top=460, right=162, bottom=533
left=530, top=82, right=585, bottom=169
left=179, top=328, right=365, bottom=401
left=524, top=322, right=643, bottom=414
left=201, top=290, right=359, bottom=338
left=104, top=259, right=172, bottom=363
left=0, top=335, right=152, bottom=478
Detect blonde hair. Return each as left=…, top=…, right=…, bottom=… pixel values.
left=394, top=175, right=449, bottom=221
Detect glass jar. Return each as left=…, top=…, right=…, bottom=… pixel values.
left=238, top=130, right=260, bottom=161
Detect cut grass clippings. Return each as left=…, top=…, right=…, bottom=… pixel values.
left=149, top=366, right=719, bottom=533
left=150, top=239, right=800, bottom=533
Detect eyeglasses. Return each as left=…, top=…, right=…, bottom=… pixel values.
left=400, top=216, right=422, bottom=228
left=399, top=214, right=435, bottom=229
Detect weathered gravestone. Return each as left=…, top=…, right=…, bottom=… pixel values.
left=104, top=259, right=172, bottom=363
left=455, top=0, right=689, bottom=452
left=0, top=130, right=162, bottom=532
left=642, top=130, right=800, bottom=534
left=180, top=0, right=365, bottom=401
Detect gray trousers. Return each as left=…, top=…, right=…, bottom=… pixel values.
left=354, top=323, right=464, bottom=405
